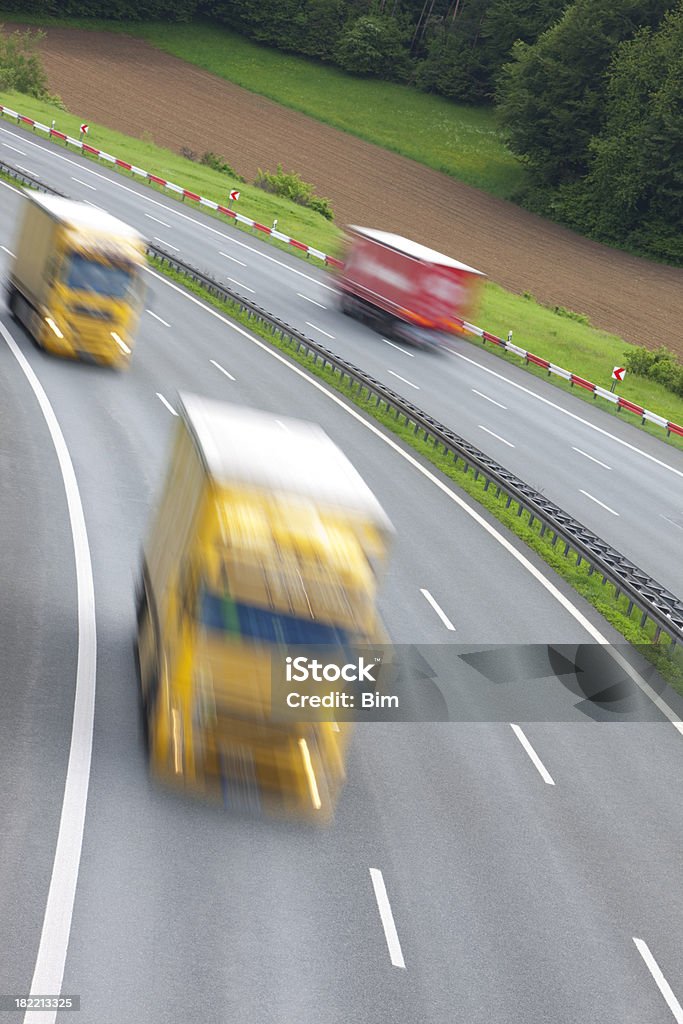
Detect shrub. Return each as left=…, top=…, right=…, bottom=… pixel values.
left=200, top=151, right=245, bottom=183
left=253, top=164, right=334, bottom=220
left=0, top=25, right=52, bottom=100
left=180, top=145, right=197, bottom=161
left=624, top=344, right=683, bottom=397
left=552, top=305, right=591, bottom=325
left=624, top=346, right=657, bottom=376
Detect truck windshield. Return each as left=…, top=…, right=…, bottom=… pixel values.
left=63, top=253, right=135, bottom=298
left=199, top=588, right=351, bottom=648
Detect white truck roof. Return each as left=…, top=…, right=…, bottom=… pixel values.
left=23, top=188, right=144, bottom=241
left=178, top=393, right=394, bottom=533
left=348, top=225, right=485, bottom=276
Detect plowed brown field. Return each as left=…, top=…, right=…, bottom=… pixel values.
left=26, top=26, right=683, bottom=355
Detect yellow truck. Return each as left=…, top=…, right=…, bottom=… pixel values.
left=136, top=395, right=393, bottom=821
left=6, top=189, right=146, bottom=367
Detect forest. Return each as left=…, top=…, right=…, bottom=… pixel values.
left=1, top=0, right=682, bottom=263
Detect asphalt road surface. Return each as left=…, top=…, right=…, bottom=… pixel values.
left=1, top=120, right=682, bottom=597
left=1, top=172, right=683, bottom=1024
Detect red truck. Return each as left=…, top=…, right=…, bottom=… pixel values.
left=338, top=226, right=485, bottom=348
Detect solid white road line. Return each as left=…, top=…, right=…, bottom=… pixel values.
left=297, top=292, right=327, bottom=309
left=219, top=251, right=247, bottom=267
left=633, top=939, right=683, bottom=1023
left=388, top=369, right=419, bottom=389
left=17, top=165, right=37, bottom=176
left=156, top=392, right=178, bottom=415
left=146, top=309, right=170, bottom=327
left=369, top=869, right=406, bottom=969
left=383, top=338, right=414, bottom=357
left=572, top=446, right=612, bottom=470
left=210, top=359, right=236, bottom=381
left=510, top=725, right=555, bottom=785
left=420, top=589, right=455, bottom=631
left=145, top=213, right=170, bottom=227
left=83, top=200, right=100, bottom=209
left=1, top=244, right=15, bottom=258
left=305, top=321, right=335, bottom=339
left=452, top=348, right=683, bottom=480
left=3, top=141, right=25, bottom=154
left=71, top=176, right=96, bottom=190
left=579, top=489, right=619, bottom=516
left=0, top=321, right=97, bottom=1024
left=472, top=388, right=507, bottom=410
left=0, top=124, right=338, bottom=292
left=479, top=424, right=515, bottom=447
left=144, top=265, right=683, bottom=737
left=153, top=236, right=179, bottom=251
left=0, top=179, right=21, bottom=198
left=228, top=277, right=255, bottom=294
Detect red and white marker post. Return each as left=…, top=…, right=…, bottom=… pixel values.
left=228, top=189, right=240, bottom=210
left=80, top=123, right=89, bottom=137
left=611, top=366, right=626, bottom=393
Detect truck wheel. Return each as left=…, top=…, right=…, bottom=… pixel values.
left=340, top=293, right=354, bottom=317
left=7, top=287, right=19, bottom=322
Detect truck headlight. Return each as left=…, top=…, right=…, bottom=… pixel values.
left=45, top=317, right=64, bottom=339
left=111, top=332, right=131, bottom=355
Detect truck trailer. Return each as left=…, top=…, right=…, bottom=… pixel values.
left=136, top=395, right=393, bottom=821
left=338, top=225, right=485, bottom=348
left=6, top=189, right=147, bottom=367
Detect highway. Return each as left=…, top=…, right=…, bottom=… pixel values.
left=1, top=119, right=682, bottom=599
left=1, top=159, right=683, bottom=1023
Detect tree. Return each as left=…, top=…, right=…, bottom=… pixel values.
left=1, top=0, right=197, bottom=16
left=496, top=0, right=675, bottom=187
left=334, top=13, right=412, bottom=79
left=558, top=1, right=683, bottom=261
left=415, top=0, right=566, bottom=103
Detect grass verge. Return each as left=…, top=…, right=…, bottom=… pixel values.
left=0, top=13, right=524, bottom=200
left=149, top=251, right=683, bottom=698
left=2, top=91, right=683, bottom=444
left=0, top=91, right=342, bottom=258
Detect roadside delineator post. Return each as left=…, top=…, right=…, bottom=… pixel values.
left=611, top=366, right=626, bottom=393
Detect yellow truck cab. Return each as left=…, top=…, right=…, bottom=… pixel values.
left=6, top=189, right=146, bottom=368
left=136, top=395, right=393, bottom=821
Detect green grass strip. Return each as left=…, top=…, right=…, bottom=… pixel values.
left=148, top=253, right=683, bottom=698
left=0, top=91, right=342, bottom=258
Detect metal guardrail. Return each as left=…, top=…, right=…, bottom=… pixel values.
left=3, top=158, right=682, bottom=648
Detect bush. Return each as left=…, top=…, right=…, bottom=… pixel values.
left=552, top=305, right=591, bottom=325
left=200, top=151, right=245, bottom=183
left=253, top=164, right=334, bottom=220
left=0, top=25, right=52, bottom=100
left=180, top=145, right=197, bottom=161
left=624, top=346, right=657, bottom=376
left=624, top=344, right=683, bottom=397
